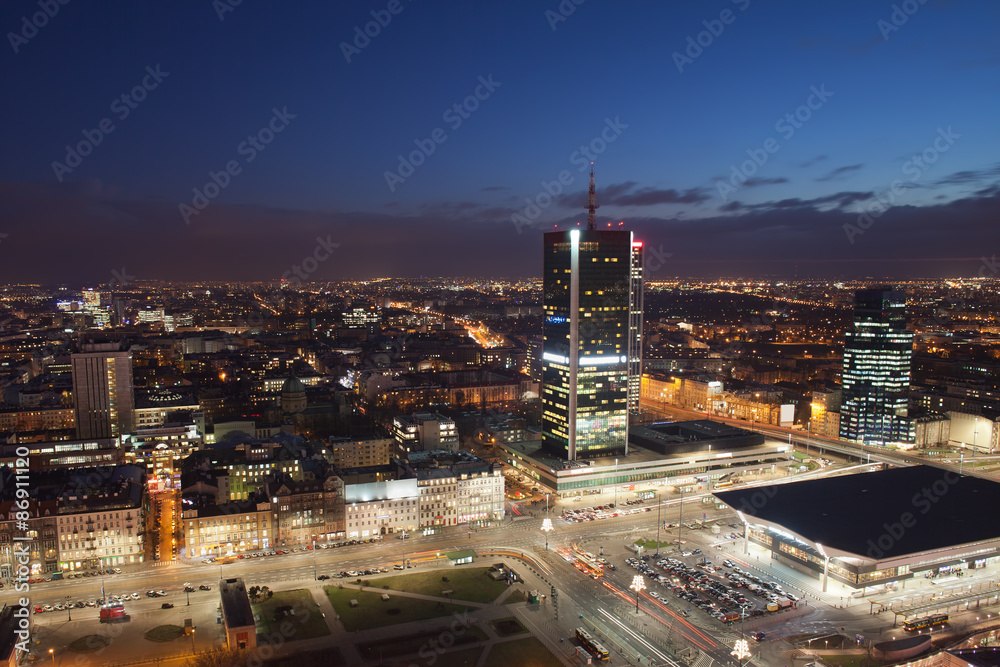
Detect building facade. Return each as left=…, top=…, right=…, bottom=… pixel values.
left=71, top=341, right=135, bottom=439
left=839, top=289, right=915, bottom=446
left=542, top=225, right=642, bottom=460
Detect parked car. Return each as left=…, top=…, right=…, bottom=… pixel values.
left=161, top=603, right=174, bottom=609
left=199, top=585, right=211, bottom=591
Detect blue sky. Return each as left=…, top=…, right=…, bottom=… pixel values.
left=1, top=0, right=998, bottom=282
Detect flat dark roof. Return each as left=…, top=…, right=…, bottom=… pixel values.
left=715, top=466, right=1000, bottom=560
left=219, top=578, right=255, bottom=629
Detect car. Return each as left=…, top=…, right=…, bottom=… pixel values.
left=692, top=549, right=702, bottom=555
left=86, top=600, right=97, bottom=607
left=156, top=590, right=167, bottom=597
left=161, top=603, right=174, bottom=609
left=317, top=575, right=330, bottom=581
left=753, top=632, right=766, bottom=641
left=394, top=564, right=405, bottom=570
left=146, top=591, right=157, bottom=598
left=681, top=551, right=693, bottom=557
left=33, top=606, right=44, bottom=613
left=200, top=585, right=211, bottom=591
left=112, top=568, right=121, bottom=574
left=183, top=585, right=195, bottom=593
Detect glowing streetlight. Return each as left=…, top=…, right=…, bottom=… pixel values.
left=541, top=518, right=553, bottom=550
left=630, top=575, right=646, bottom=614
left=49, top=648, right=54, bottom=667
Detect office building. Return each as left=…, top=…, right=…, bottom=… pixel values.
left=541, top=172, right=643, bottom=460
left=839, top=288, right=915, bottom=446
left=71, top=341, right=135, bottom=439
left=392, top=412, right=458, bottom=456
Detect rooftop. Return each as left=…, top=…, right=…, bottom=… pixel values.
left=715, top=465, right=1000, bottom=560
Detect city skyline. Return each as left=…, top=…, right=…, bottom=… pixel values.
left=1, top=1, right=998, bottom=282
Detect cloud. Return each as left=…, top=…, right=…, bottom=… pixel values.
left=933, top=164, right=1000, bottom=187
left=815, top=164, right=864, bottom=182
left=0, top=179, right=997, bottom=283
left=555, top=181, right=710, bottom=208
left=742, top=177, right=789, bottom=188
left=797, top=155, right=828, bottom=169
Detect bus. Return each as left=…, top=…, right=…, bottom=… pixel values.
left=904, top=614, right=948, bottom=632
left=573, top=554, right=604, bottom=579
left=576, top=628, right=611, bottom=661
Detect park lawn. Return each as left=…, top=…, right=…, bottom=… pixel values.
left=504, top=589, right=528, bottom=604
left=68, top=635, right=110, bottom=653
left=370, top=566, right=508, bottom=603
left=262, top=646, right=347, bottom=666
left=252, top=588, right=330, bottom=642
left=490, top=617, right=527, bottom=637
left=326, top=586, right=477, bottom=631
left=483, top=637, right=563, bottom=666
left=357, top=626, right=487, bottom=660
left=433, top=647, right=485, bottom=666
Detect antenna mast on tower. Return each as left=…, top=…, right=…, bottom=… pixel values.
left=585, top=164, right=599, bottom=231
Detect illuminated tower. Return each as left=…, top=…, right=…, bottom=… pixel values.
left=71, top=341, right=135, bottom=438
left=839, top=288, right=914, bottom=446
left=541, top=172, right=644, bottom=460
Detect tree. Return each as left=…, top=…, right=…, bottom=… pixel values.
left=186, top=645, right=247, bottom=667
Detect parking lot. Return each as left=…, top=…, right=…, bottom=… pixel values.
left=560, top=499, right=654, bottom=523
left=621, top=549, right=803, bottom=628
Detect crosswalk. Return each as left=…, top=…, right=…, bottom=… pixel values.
left=693, top=650, right=714, bottom=667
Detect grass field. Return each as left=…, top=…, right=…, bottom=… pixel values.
left=504, top=589, right=527, bottom=604
left=326, top=586, right=476, bottom=631
left=68, top=635, right=110, bottom=653
left=484, top=637, right=562, bottom=666
left=490, top=617, right=527, bottom=637
left=635, top=539, right=673, bottom=549
left=144, top=625, right=184, bottom=642
left=357, top=625, right=487, bottom=659
left=371, top=567, right=509, bottom=603
left=252, top=588, right=330, bottom=642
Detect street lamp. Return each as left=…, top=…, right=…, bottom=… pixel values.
left=66, top=595, right=71, bottom=622
left=49, top=648, right=54, bottom=667
left=541, top=518, right=553, bottom=550
left=190, top=628, right=196, bottom=654
left=630, top=575, right=645, bottom=614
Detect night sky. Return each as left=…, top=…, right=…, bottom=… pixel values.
left=1, top=0, right=998, bottom=284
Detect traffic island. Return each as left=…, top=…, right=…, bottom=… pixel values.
left=144, top=625, right=185, bottom=642
left=68, top=635, right=111, bottom=653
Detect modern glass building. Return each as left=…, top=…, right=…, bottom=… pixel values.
left=541, top=228, right=643, bottom=460
left=839, top=288, right=915, bottom=446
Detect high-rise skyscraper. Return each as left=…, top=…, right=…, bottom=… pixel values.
left=839, top=288, right=914, bottom=446
left=541, top=171, right=643, bottom=460
left=72, top=341, right=135, bottom=439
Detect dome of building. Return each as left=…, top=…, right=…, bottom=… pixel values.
left=281, top=373, right=307, bottom=414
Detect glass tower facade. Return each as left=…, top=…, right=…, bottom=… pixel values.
left=541, top=229, right=643, bottom=460
left=839, top=288, right=915, bottom=445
